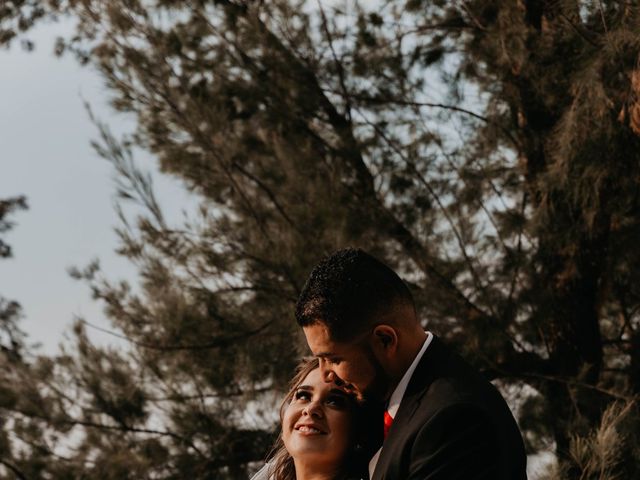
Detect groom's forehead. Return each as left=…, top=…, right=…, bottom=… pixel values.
left=303, top=323, right=332, bottom=349
left=304, top=323, right=349, bottom=354
left=304, top=320, right=371, bottom=344
left=303, top=321, right=329, bottom=337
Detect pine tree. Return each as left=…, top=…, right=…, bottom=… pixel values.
left=0, top=196, right=27, bottom=358
left=0, top=195, right=32, bottom=479
left=2, top=1, right=640, bottom=478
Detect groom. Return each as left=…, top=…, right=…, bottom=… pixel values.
left=297, top=248, right=527, bottom=480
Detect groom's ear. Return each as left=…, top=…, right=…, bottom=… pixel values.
left=371, top=325, right=398, bottom=357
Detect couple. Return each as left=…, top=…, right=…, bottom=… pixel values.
left=252, top=248, right=527, bottom=480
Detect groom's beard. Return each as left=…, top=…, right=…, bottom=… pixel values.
left=359, top=345, right=393, bottom=403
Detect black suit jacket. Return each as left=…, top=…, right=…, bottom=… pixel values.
left=371, top=336, right=527, bottom=480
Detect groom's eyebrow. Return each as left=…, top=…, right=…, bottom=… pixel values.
left=316, top=351, right=339, bottom=358
left=328, top=388, right=348, bottom=396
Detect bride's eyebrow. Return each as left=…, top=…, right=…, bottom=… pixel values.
left=296, top=385, right=313, bottom=391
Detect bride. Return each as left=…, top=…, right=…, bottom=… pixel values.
left=251, top=358, right=380, bottom=480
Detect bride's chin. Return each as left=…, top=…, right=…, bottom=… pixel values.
left=287, top=440, right=328, bottom=455
left=291, top=454, right=343, bottom=476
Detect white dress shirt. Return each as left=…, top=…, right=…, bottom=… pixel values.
left=368, top=331, right=434, bottom=479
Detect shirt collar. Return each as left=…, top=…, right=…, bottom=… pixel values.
left=386, top=331, right=433, bottom=418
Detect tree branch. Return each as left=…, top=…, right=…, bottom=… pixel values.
left=80, top=319, right=272, bottom=351
left=0, top=459, right=28, bottom=480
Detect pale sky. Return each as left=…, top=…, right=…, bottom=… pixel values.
left=1, top=20, right=194, bottom=355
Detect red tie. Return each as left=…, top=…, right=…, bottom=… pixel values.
left=383, top=410, right=393, bottom=439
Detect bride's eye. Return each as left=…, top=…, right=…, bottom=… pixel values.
left=294, top=390, right=311, bottom=401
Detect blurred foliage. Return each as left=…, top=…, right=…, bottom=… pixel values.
left=0, top=195, right=29, bottom=477
left=2, top=1, right=640, bottom=478
left=539, top=399, right=640, bottom=480
left=0, top=196, right=27, bottom=356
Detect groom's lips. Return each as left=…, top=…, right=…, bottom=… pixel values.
left=341, top=382, right=357, bottom=393
left=331, top=377, right=355, bottom=392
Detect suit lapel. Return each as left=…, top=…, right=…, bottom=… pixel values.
left=371, top=396, right=421, bottom=480
left=371, top=337, right=447, bottom=480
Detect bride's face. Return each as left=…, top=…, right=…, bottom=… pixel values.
left=282, top=367, right=355, bottom=468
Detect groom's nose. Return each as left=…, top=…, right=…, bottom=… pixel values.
left=319, top=359, right=340, bottom=384
left=322, top=367, right=344, bottom=386
left=330, top=374, right=344, bottom=387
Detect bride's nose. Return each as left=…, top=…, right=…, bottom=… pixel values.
left=302, top=400, right=324, bottom=418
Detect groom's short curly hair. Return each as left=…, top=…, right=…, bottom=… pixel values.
left=295, top=248, right=415, bottom=341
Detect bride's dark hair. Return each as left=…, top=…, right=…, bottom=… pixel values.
left=267, top=357, right=379, bottom=480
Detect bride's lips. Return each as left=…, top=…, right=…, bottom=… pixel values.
left=294, top=422, right=327, bottom=435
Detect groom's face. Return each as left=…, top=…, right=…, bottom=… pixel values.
left=303, top=323, right=391, bottom=402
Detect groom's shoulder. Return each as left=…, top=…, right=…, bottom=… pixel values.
left=414, top=337, right=510, bottom=413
